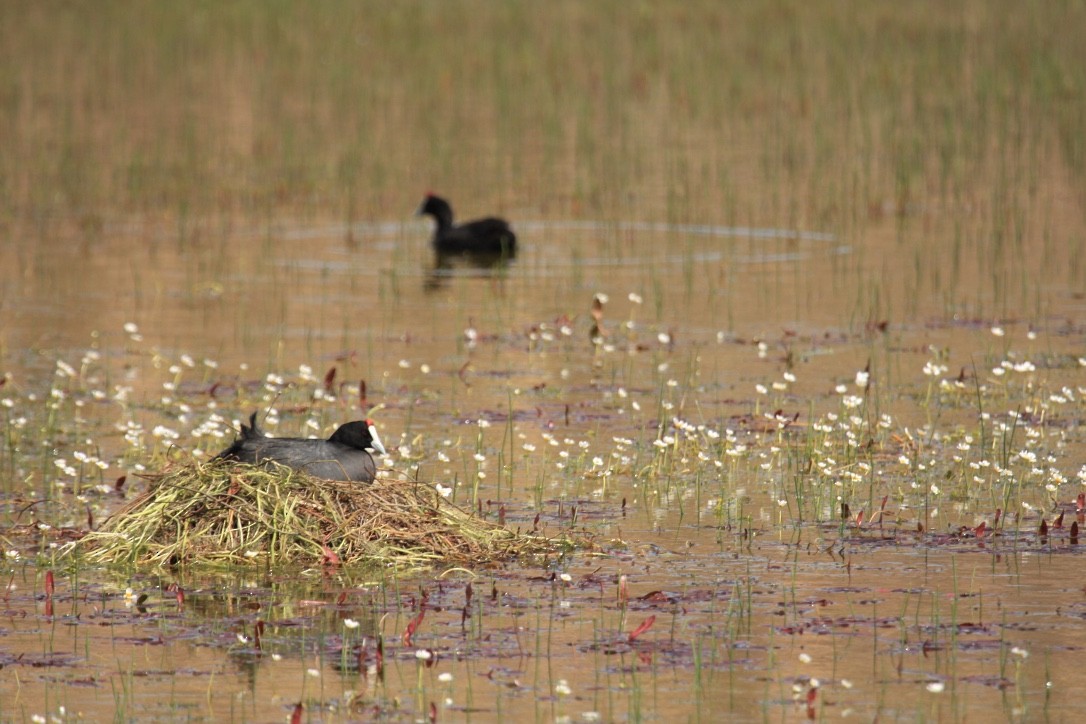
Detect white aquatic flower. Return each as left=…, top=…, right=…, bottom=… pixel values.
left=344, top=619, right=360, bottom=629
left=438, top=672, right=454, bottom=683
left=559, top=573, right=572, bottom=582
left=628, top=292, right=642, bottom=304
left=922, top=361, right=947, bottom=376
left=435, top=484, right=452, bottom=498
left=991, top=326, right=1005, bottom=337
left=855, top=370, right=869, bottom=386
left=152, top=425, right=180, bottom=440
left=415, top=649, right=432, bottom=660
left=926, top=681, right=945, bottom=693
left=554, top=679, right=572, bottom=697
left=798, top=653, right=812, bottom=663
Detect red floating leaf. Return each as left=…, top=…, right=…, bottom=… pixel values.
left=322, top=545, right=341, bottom=566
left=290, top=703, right=303, bottom=724
left=324, top=366, right=337, bottom=393
left=974, top=521, right=986, bottom=538
left=403, top=609, right=426, bottom=647
left=44, top=570, right=54, bottom=599
left=628, top=615, right=656, bottom=642
left=1053, top=512, right=1065, bottom=529
left=638, top=590, right=671, bottom=602
left=1039, top=519, right=1049, bottom=536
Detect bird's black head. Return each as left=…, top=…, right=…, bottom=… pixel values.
left=329, top=419, right=387, bottom=455
left=417, top=194, right=454, bottom=227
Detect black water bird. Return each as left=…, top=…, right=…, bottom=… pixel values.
left=417, top=194, right=517, bottom=257
left=215, top=412, right=386, bottom=483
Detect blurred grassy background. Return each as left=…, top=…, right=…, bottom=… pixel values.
left=1, top=1, right=1083, bottom=320
left=2, top=2, right=1081, bottom=219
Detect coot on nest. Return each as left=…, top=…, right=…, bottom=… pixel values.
left=417, top=194, right=517, bottom=257
left=215, top=412, right=387, bottom=483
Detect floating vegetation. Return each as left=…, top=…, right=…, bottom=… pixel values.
left=72, top=464, right=564, bottom=569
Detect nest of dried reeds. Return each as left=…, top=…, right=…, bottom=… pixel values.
left=73, top=463, right=562, bottom=568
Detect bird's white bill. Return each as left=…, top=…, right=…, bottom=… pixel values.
left=367, top=424, right=387, bottom=455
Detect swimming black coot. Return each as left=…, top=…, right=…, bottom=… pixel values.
left=417, top=194, right=517, bottom=257
left=215, top=412, right=387, bottom=483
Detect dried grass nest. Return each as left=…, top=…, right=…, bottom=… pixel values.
left=74, top=463, right=566, bottom=568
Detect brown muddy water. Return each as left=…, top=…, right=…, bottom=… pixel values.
left=2, top=2, right=1086, bottom=722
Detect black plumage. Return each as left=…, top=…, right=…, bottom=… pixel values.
left=215, top=412, right=386, bottom=483
left=417, top=194, right=517, bottom=257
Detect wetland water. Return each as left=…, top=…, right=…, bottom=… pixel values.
left=2, top=2, right=1085, bottom=721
